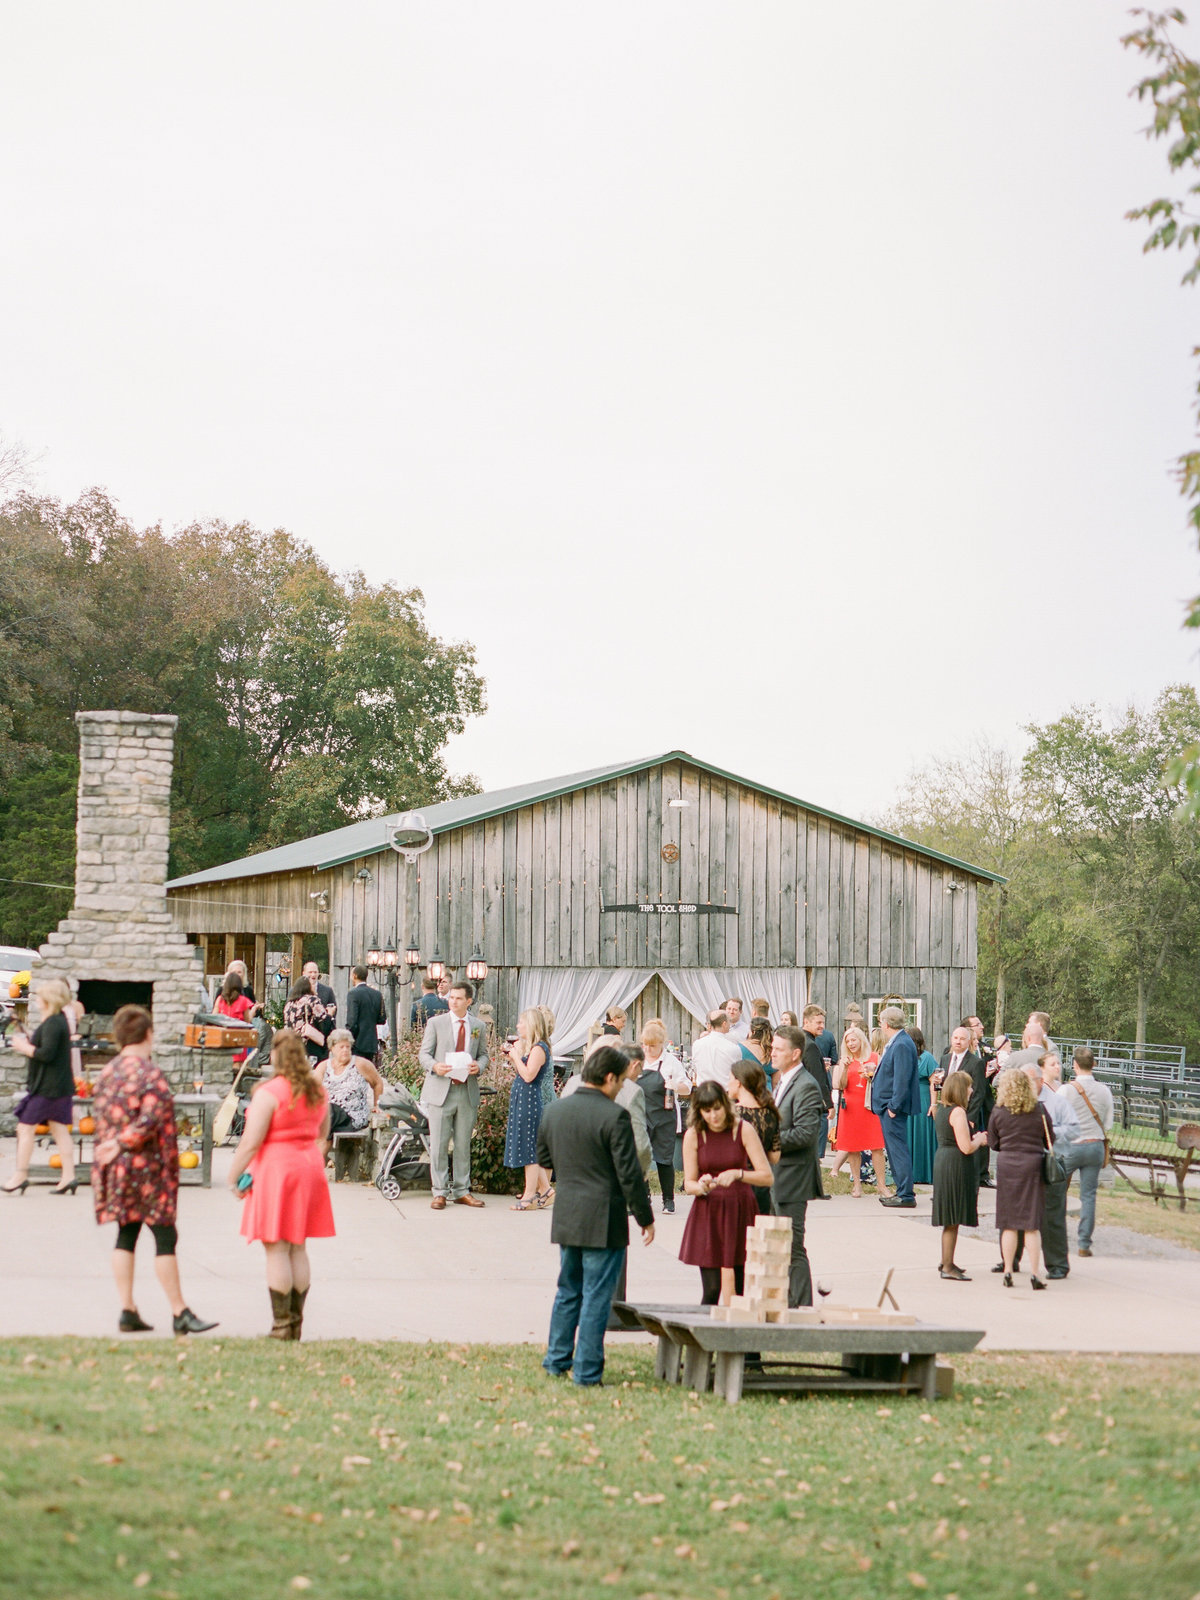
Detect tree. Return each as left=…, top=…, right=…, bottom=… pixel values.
left=1124, top=10, right=1200, bottom=812
left=0, top=491, right=486, bottom=943
left=1023, top=687, right=1200, bottom=1050
left=882, top=741, right=1067, bottom=1037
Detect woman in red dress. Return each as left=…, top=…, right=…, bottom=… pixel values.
left=678, top=1081, right=773, bottom=1304
left=229, top=1029, right=334, bottom=1339
left=214, top=971, right=258, bottom=1065
left=830, top=1026, right=888, bottom=1198
left=92, top=1005, right=217, bottom=1335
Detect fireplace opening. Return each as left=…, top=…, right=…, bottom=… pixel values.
left=77, top=979, right=154, bottom=1019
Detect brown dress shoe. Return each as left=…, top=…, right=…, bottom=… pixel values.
left=430, top=1196, right=447, bottom=1210
left=454, top=1194, right=485, bottom=1207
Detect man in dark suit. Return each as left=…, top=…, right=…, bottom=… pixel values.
left=537, top=1046, right=655, bottom=1386
left=345, top=964, right=386, bottom=1064
left=410, top=975, right=448, bottom=1032
left=874, top=1006, right=921, bottom=1207
left=769, top=1024, right=825, bottom=1306
left=939, top=1022, right=990, bottom=1188
left=800, top=1004, right=835, bottom=1161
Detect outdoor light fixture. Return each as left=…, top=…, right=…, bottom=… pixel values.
left=668, top=798, right=689, bottom=808
left=404, top=944, right=421, bottom=969
left=356, top=867, right=373, bottom=885
left=426, top=950, right=446, bottom=982
left=379, top=944, right=398, bottom=969
left=466, top=947, right=488, bottom=984
left=366, top=936, right=383, bottom=967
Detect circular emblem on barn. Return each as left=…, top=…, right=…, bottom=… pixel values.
left=661, top=842, right=680, bottom=863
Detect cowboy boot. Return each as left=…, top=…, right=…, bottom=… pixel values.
left=268, top=1288, right=294, bottom=1339
left=288, top=1286, right=309, bottom=1341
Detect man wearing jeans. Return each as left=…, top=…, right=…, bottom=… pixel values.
left=1061, top=1047, right=1114, bottom=1258
left=537, top=1046, right=654, bottom=1386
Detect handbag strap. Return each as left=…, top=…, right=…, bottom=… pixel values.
left=1041, top=1110, right=1054, bottom=1151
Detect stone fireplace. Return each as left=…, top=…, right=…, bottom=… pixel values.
left=29, top=711, right=204, bottom=1081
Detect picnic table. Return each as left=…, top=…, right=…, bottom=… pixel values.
left=612, top=1302, right=985, bottom=1405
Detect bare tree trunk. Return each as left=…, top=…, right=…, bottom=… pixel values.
left=1136, top=972, right=1146, bottom=1057
left=993, top=964, right=1006, bottom=1039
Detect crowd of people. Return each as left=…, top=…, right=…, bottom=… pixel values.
left=2, top=964, right=1114, bottom=1379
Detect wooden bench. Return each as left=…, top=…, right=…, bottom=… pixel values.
left=613, top=1302, right=984, bottom=1405
left=1108, top=1123, right=1199, bottom=1211
left=331, top=1126, right=374, bottom=1182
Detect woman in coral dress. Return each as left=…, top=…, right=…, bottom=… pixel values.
left=229, top=1029, right=334, bottom=1339
left=830, top=1026, right=888, bottom=1197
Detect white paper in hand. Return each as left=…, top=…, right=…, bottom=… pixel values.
left=446, top=1051, right=473, bottom=1083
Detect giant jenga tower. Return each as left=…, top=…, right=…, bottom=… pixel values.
left=718, top=1214, right=792, bottom=1323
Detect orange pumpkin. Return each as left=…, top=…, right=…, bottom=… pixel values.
left=79, top=1116, right=96, bottom=1135
left=35, top=1123, right=49, bottom=1135
left=48, top=1153, right=63, bottom=1169
left=179, top=1151, right=200, bottom=1170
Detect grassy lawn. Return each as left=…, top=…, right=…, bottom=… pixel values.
left=1095, top=1176, right=1200, bottom=1251
left=2, top=1342, right=1199, bottom=1600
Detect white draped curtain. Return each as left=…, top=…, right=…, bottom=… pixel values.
left=516, top=967, right=811, bottom=1054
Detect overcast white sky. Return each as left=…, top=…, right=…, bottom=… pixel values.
left=3, top=2, right=1198, bottom=820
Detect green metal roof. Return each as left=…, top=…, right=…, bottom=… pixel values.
left=165, top=750, right=1007, bottom=890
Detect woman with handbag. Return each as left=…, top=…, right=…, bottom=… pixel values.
left=987, top=1067, right=1054, bottom=1289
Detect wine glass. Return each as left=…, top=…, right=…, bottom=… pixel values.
left=816, top=1279, right=832, bottom=1302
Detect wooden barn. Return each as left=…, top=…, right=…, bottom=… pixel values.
left=165, top=751, right=1002, bottom=1055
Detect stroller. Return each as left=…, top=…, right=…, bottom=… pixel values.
left=373, top=1082, right=497, bottom=1201
left=374, top=1082, right=434, bottom=1200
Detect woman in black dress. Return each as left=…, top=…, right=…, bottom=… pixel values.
left=638, top=1020, right=688, bottom=1214
left=988, top=1067, right=1054, bottom=1289
left=931, top=1070, right=988, bottom=1280
left=5, top=978, right=78, bottom=1195
left=730, top=1059, right=781, bottom=1213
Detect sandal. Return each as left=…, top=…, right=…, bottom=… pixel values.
left=534, top=1188, right=554, bottom=1209
left=510, top=1197, right=538, bottom=1211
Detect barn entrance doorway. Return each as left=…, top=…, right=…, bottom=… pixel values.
left=628, top=975, right=699, bottom=1054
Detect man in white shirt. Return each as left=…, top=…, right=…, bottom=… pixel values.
left=723, top=997, right=749, bottom=1042
left=1061, top=1046, right=1114, bottom=1258
left=691, top=1010, right=743, bottom=1089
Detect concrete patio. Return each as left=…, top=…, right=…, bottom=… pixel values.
left=2, top=1149, right=1198, bottom=1351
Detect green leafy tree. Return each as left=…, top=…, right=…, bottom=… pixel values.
left=1124, top=9, right=1200, bottom=811
left=0, top=491, right=486, bottom=943
left=1024, top=687, right=1200, bottom=1051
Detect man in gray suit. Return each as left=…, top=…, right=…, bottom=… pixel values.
left=419, top=980, right=489, bottom=1210
left=769, top=1024, right=825, bottom=1307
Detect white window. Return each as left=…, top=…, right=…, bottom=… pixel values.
left=867, top=996, right=923, bottom=1033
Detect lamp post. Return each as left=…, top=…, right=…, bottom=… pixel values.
left=466, top=947, right=488, bottom=990
left=366, top=939, right=401, bottom=1049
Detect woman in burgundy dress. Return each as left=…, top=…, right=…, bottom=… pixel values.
left=91, top=1005, right=216, bottom=1336
left=229, top=1029, right=334, bottom=1339
left=679, top=1081, right=773, bottom=1304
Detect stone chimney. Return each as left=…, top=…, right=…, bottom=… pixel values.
left=32, top=711, right=203, bottom=1064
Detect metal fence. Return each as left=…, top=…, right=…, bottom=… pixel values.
left=1092, top=1068, right=1200, bottom=1140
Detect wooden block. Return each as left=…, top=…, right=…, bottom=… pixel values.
left=762, top=1308, right=786, bottom=1323
left=935, top=1364, right=955, bottom=1398
left=753, top=1215, right=792, bottom=1234
left=783, top=1307, right=824, bottom=1324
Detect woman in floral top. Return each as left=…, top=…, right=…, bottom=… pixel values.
left=91, top=1005, right=216, bottom=1337
left=284, top=976, right=332, bottom=1063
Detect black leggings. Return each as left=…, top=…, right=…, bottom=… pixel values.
left=115, top=1221, right=178, bottom=1257
left=656, top=1162, right=675, bottom=1206
left=699, top=1264, right=744, bottom=1305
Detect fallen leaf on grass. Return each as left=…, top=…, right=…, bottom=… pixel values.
left=95, top=1454, right=123, bottom=1466
left=674, top=1544, right=695, bottom=1559
left=289, top=1581, right=312, bottom=1592
left=601, top=1486, right=620, bottom=1498
left=632, top=1492, right=665, bottom=1506
left=930, top=1473, right=946, bottom=1485
left=561, top=1540, right=581, bottom=1557
left=908, top=1576, right=927, bottom=1590
left=132, top=1575, right=150, bottom=1589
left=216, top=1490, right=232, bottom=1502
left=342, top=1455, right=373, bottom=1470
left=729, top=1520, right=750, bottom=1533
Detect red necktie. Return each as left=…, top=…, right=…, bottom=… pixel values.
left=456, top=1021, right=466, bottom=1053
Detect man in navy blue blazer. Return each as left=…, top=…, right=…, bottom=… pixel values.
left=873, top=1005, right=921, bottom=1207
